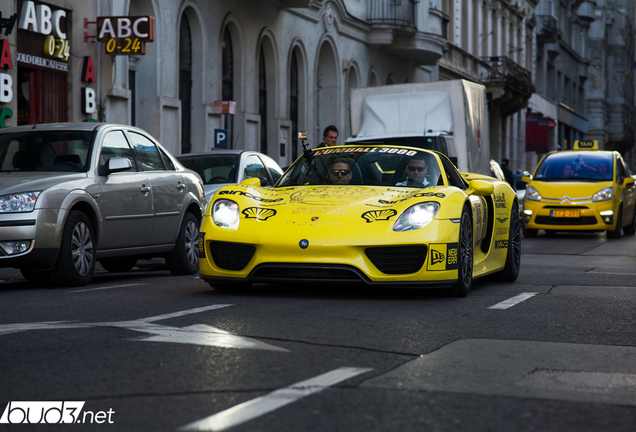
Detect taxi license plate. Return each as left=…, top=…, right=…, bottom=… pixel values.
left=551, top=210, right=580, bottom=218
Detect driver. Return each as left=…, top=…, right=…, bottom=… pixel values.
left=328, top=158, right=353, bottom=185
left=396, top=154, right=429, bottom=187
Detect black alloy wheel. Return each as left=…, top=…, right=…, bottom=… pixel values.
left=448, top=206, right=473, bottom=297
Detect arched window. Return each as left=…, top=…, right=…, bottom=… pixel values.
left=259, top=47, right=267, bottom=154
left=222, top=27, right=234, bottom=146
left=290, top=51, right=299, bottom=160
left=179, top=14, right=192, bottom=154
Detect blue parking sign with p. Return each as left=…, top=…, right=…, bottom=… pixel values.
left=215, top=129, right=228, bottom=148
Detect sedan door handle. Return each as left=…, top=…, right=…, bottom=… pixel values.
left=140, top=185, right=151, bottom=194
left=176, top=182, right=186, bottom=190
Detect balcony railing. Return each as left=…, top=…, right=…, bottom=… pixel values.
left=481, top=56, right=535, bottom=97
left=536, top=15, right=558, bottom=44
left=368, top=0, right=418, bottom=28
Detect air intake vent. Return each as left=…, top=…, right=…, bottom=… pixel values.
left=365, top=246, right=427, bottom=274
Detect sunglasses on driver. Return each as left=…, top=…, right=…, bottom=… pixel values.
left=407, top=165, right=427, bottom=172
left=330, top=169, right=351, bottom=176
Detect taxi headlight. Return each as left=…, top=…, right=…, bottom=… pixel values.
left=525, top=186, right=541, bottom=201
left=212, top=199, right=240, bottom=229
left=393, top=202, right=440, bottom=232
left=0, top=191, right=41, bottom=213
left=592, top=187, right=613, bottom=202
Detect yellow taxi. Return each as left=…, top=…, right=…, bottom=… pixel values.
left=521, top=140, right=636, bottom=238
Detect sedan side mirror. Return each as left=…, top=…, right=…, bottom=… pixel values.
left=99, top=157, right=132, bottom=176
left=521, top=175, right=531, bottom=183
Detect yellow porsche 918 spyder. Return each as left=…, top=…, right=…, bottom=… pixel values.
left=521, top=140, right=636, bottom=238
left=198, top=142, right=520, bottom=296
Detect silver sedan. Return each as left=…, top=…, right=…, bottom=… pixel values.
left=0, top=123, right=205, bottom=286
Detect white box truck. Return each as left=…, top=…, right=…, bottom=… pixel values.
left=346, top=79, right=491, bottom=175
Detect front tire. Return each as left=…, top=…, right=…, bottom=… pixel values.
left=492, top=203, right=521, bottom=282
left=623, top=207, right=636, bottom=235
left=447, top=206, right=473, bottom=297
left=607, top=208, right=622, bottom=239
left=522, top=225, right=538, bottom=238
left=166, top=213, right=200, bottom=275
left=50, top=211, right=96, bottom=287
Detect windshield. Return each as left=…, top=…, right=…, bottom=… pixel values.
left=349, top=137, right=438, bottom=151
left=534, top=152, right=614, bottom=182
left=178, top=154, right=239, bottom=185
left=0, top=131, right=94, bottom=173
left=276, top=146, right=443, bottom=188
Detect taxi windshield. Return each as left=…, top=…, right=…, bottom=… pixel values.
left=276, top=146, right=443, bottom=188
left=534, top=152, right=614, bottom=182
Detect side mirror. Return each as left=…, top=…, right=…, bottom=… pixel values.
left=449, top=156, right=458, bottom=167
left=99, top=157, right=132, bottom=176
left=258, top=177, right=269, bottom=187
left=521, top=175, right=531, bottom=183
left=466, top=179, right=494, bottom=197
left=623, top=177, right=635, bottom=187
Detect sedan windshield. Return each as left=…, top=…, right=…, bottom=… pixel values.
left=276, top=146, right=443, bottom=188
left=534, top=152, right=614, bottom=181
left=178, top=154, right=239, bottom=185
left=0, top=131, right=93, bottom=172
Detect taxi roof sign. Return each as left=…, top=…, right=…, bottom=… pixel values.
left=573, top=140, right=598, bottom=150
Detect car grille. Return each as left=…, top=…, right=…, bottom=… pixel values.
left=209, top=241, right=255, bottom=271
left=365, top=246, right=427, bottom=274
left=252, top=266, right=360, bottom=281
left=534, top=215, right=598, bottom=225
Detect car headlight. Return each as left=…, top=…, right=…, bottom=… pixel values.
left=0, top=192, right=41, bottom=213
left=525, top=186, right=541, bottom=201
left=212, top=199, right=240, bottom=229
left=393, top=202, right=440, bottom=232
left=592, top=187, right=613, bottom=202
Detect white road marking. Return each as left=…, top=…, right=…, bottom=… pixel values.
left=0, top=305, right=286, bottom=351
left=180, top=367, right=373, bottom=431
left=69, top=283, right=143, bottom=293
left=134, top=323, right=288, bottom=352
left=488, top=292, right=538, bottom=310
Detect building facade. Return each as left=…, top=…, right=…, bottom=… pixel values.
left=585, top=0, right=635, bottom=164
left=0, top=0, right=449, bottom=169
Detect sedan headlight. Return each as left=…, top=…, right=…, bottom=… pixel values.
left=212, top=199, right=240, bottom=229
left=525, top=186, right=541, bottom=201
left=393, top=202, right=440, bottom=232
left=0, top=192, right=41, bottom=213
left=592, top=187, right=613, bottom=202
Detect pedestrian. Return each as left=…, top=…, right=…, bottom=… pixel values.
left=317, top=125, right=338, bottom=148
left=501, top=158, right=515, bottom=190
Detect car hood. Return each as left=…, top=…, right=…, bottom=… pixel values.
left=0, top=171, right=88, bottom=195
left=209, top=183, right=461, bottom=224
left=528, top=180, right=612, bottom=199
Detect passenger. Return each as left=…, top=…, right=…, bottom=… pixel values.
left=563, top=163, right=575, bottom=178
left=396, top=154, right=430, bottom=187
left=328, top=158, right=353, bottom=185
left=597, top=162, right=610, bottom=178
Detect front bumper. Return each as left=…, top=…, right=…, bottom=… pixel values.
left=0, top=209, right=60, bottom=269
left=198, top=218, right=461, bottom=287
left=522, top=200, right=615, bottom=231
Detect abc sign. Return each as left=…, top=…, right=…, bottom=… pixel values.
left=96, top=16, right=155, bottom=42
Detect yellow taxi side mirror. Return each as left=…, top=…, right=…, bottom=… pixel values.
left=623, top=176, right=635, bottom=187
left=466, top=179, right=494, bottom=197
left=521, top=175, right=531, bottom=183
